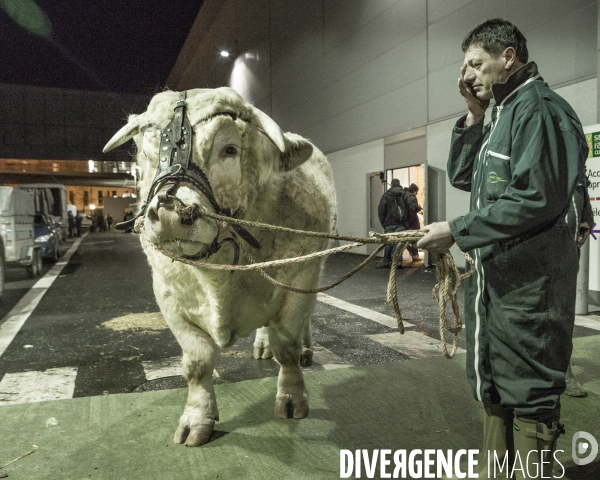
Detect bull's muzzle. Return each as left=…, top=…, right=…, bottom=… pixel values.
left=144, top=188, right=219, bottom=258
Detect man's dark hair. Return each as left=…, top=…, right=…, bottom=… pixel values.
left=462, top=19, right=528, bottom=63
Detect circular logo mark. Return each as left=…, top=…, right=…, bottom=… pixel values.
left=572, top=431, right=598, bottom=466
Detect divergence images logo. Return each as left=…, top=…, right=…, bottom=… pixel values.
left=572, top=431, right=598, bottom=466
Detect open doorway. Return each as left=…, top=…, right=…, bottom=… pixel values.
left=385, top=164, right=426, bottom=264
left=386, top=164, right=425, bottom=228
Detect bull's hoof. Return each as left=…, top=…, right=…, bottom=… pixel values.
left=173, top=424, right=213, bottom=447
left=292, top=399, right=309, bottom=418
left=173, top=425, right=189, bottom=444
left=253, top=346, right=273, bottom=360
left=300, top=349, right=313, bottom=367
left=274, top=393, right=309, bottom=419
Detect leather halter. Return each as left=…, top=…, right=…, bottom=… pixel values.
left=116, top=91, right=261, bottom=261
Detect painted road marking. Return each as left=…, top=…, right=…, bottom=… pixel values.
left=0, top=235, right=86, bottom=358
left=142, top=356, right=182, bottom=381
left=317, top=293, right=415, bottom=329
left=368, top=332, right=465, bottom=358
left=0, top=367, right=78, bottom=405
left=316, top=293, right=466, bottom=359
left=575, top=314, right=600, bottom=331
left=311, top=344, right=353, bottom=370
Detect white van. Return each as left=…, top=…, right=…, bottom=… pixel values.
left=0, top=187, right=43, bottom=297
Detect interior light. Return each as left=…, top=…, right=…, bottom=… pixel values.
left=220, top=51, right=230, bottom=57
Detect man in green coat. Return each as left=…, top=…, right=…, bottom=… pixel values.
left=417, top=19, right=588, bottom=479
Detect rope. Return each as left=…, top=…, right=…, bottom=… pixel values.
left=134, top=208, right=474, bottom=359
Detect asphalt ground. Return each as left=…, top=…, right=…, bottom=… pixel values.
left=0, top=232, right=460, bottom=397
left=1, top=231, right=599, bottom=399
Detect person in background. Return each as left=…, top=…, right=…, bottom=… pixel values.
left=377, top=178, right=406, bottom=269
left=403, top=183, right=423, bottom=263
left=97, top=214, right=106, bottom=232
left=416, top=19, right=588, bottom=478
left=67, top=211, right=75, bottom=238
left=123, top=211, right=134, bottom=233
left=75, top=211, right=82, bottom=237
left=106, top=214, right=113, bottom=231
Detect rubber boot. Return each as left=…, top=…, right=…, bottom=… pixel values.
left=478, top=404, right=514, bottom=479
left=512, top=417, right=564, bottom=479
left=564, top=362, right=586, bottom=397
left=443, top=404, right=513, bottom=479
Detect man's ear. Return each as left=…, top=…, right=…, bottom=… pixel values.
left=503, top=47, right=517, bottom=71
left=278, top=135, right=314, bottom=172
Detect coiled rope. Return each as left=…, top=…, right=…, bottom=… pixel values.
left=134, top=206, right=474, bottom=359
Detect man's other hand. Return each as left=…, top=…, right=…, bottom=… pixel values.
left=417, top=221, right=455, bottom=254
left=578, top=222, right=591, bottom=247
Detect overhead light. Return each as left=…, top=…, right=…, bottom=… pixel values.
left=220, top=51, right=230, bottom=57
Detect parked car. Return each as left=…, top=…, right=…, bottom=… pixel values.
left=34, top=212, right=59, bottom=262
left=19, top=184, right=69, bottom=243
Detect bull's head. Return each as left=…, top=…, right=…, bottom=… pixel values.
left=103, top=88, right=313, bottom=261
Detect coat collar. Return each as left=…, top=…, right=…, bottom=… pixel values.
left=492, top=61, right=542, bottom=106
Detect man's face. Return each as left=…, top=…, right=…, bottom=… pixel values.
left=462, top=45, right=508, bottom=101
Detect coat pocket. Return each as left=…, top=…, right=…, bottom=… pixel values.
left=484, top=150, right=511, bottom=200
left=482, top=230, right=552, bottom=311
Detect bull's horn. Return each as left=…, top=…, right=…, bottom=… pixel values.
left=251, top=106, right=285, bottom=153
left=103, top=116, right=141, bottom=153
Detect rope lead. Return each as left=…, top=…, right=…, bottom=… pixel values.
left=134, top=207, right=474, bottom=359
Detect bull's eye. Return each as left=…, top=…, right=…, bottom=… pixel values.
left=225, top=146, right=238, bottom=155
left=141, top=125, right=157, bottom=134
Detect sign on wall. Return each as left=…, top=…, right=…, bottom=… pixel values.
left=583, top=126, right=600, bottom=296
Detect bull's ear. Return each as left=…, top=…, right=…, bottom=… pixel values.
left=250, top=105, right=285, bottom=152
left=280, top=136, right=314, bottom=171
left=103, top=114, right=141, bottom=153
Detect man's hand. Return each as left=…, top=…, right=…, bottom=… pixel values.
left=578, top=222, right=591, bottom=247
left=458, top=63, right=489, bottom=126
left=417, top=221, right=455, bottom=254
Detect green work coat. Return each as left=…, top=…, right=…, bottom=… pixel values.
left=446, top=62, right=588, bottom=417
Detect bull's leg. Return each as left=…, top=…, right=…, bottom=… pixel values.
left=301, top=319, right=313, bottom=367
left=269, top=311, right=310, bottom=419
left=169, top=321, right=219, bottom=447
left=255, top=322, right=312, bottom=365
left=253, top=326, right=273, bottom=359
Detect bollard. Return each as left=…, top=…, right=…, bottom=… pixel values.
left=575, top=240, right=590, bottom=315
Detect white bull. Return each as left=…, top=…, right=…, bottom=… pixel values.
left=103, top=87, right=337, bottom=446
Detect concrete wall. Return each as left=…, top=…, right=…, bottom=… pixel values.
left=170, top=0, right=596, bottom=147
left=328, top=139, right=384, bottom=255
left=169, top=0, right=599, bottom=268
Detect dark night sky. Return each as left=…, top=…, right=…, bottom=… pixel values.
left=0, top=0, right=203, bottom=95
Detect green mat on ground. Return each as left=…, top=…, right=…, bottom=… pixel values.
left=1, top=335, right=598, bottom=480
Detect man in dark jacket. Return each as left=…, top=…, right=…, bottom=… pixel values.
left=417, top=19, right=588, bottom=478
left=377, top=178, right=406, bottom=268
left=403, top=183, right=422, bottom=262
